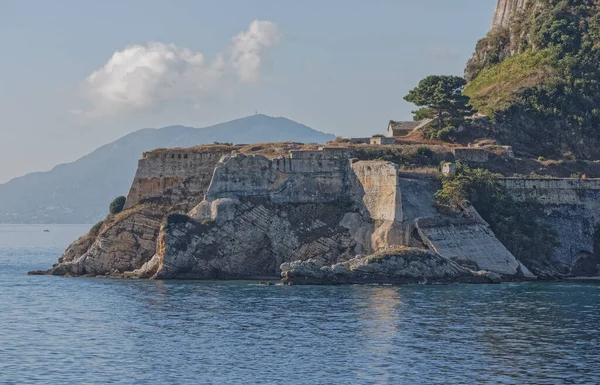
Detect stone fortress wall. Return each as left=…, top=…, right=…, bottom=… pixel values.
left=124, top=149, right=229, bottom=210
left=190, top=147, right=528, bottom=277
left=499, top=178, right=600, bottom=267
left=205, top=147, right=350, bottom=204
left=499, top=178, right=600, bottom=205
left=121, top=146, right=600, bottom=279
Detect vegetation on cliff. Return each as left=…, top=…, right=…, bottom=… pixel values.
left=109, top=196, right=126, bottom=214
left=464, top=0, right=600, bottom=158
left=436, top=162, right=558, bottom=270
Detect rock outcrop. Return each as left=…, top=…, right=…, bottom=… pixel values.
left=128, top=149, right=405, bottom=279
left=491, top=0, right=529, bottom=29
left=39, top=143, right=548, bottom=284
left=280, top=247, right=502, bottom=285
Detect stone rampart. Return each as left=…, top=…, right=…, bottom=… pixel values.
left=370, top=137, right=396, bottom=145
left=205, top=148, right=349, bottom=204
left=499, top=178, right=600, bottom=269
left=349, top=161, right=400, bottom=222
left=499, top=178, right=600, bottom=205
left=453, top=148, right=489, bottom=163
left=124, top=150, right=228, bottom=209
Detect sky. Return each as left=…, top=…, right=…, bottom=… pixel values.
left=0, top=0, right=497, bottom=183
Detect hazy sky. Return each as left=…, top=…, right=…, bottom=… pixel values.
left=0, top=0, right=496, bottom=183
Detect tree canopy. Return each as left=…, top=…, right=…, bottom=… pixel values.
left=109, top=196, right=126, bottom=215
left=404, top=75, right=474, bottom=140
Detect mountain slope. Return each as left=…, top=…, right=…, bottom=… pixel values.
left=0, top=115, right=335, bottom=224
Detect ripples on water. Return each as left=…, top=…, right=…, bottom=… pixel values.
left=0, top=225, right=599, bottom=384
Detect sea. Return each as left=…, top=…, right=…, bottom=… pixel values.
left=1, top=224, right=599, bottom=385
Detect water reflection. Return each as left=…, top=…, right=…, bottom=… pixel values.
left=1, top=226, right=600, bottom=384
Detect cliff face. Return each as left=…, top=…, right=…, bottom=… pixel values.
left=491, top=0, right=530, bottom=28
left=131, top=150, right=406, bottom=279
left=40, top=143, right=542, bottom=282
left=37, top=141, right=600, bottom=282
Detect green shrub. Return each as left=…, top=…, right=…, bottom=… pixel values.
left=436, top=162, right=558, bottom=266
left=90, top=221, right=104, bottom=235
left=415, top=146, right=433, bottom=158
left=201, top=218, right=213, bottom=225
left=109, top=196, right=126, bottom=215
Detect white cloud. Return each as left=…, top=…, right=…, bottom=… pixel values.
left=231, top=20, right=282, bottom=83
left=78, top=20, right=281, bottom=117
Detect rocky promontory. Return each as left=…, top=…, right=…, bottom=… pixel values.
left=32, top=139, right=600, bottom=284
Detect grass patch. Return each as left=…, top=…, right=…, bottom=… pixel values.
left=464, top=49, right=554, bottom=117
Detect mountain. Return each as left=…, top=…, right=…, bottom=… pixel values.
left=0, top=115, right=335, bottom=224
left=464, top=0, right=600, bottom=158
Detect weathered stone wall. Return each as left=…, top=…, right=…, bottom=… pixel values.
left=499, top=178, right=600, bottom=269
left=415, top=213, right=534, bottom=277
left=349, top=161, right=400, bottom=222
left=124, top=150, right=228, bottom=209
left=205, top=148, right=349, bottom=204
left=350, top=138, right=370, bottom=144
left=453, top=148, right=490, bottom=163
left=370, top=137, right=396, bottom=145
left=499, top=178, right=600, bottom=206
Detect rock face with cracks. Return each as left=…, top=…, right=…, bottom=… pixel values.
left=280, top=247, right=502, bottom=285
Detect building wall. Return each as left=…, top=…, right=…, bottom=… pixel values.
left=370, top=137, right=396, bottom=145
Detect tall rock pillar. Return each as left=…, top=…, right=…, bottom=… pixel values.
left=491, top=0, right=529, bottom=28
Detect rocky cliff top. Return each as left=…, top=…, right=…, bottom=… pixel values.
left=491, top=0, right=530, bottom=28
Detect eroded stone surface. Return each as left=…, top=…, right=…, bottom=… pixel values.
left=281, top=247, right=502, bottom=285
left=42, top=145, right=556, bottom=283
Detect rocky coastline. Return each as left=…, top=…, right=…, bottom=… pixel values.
left=28, top=141, right=600, bottom=285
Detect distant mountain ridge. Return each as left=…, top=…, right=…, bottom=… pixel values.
left=0, top=115, right=335, bottom=224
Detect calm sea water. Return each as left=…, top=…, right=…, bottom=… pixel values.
left=1, top=224, right=599, bottom=385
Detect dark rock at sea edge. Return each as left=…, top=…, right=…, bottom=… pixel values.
left=281, top=247, right=503, bottom=286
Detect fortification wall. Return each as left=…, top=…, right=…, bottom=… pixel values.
left=349, top=161, right=400, bottom=222
left=499, top=178, right=600, bottom=267
left=499, top=178, right=600, bottom=205
left=205, top=148, right=349, bottom=204
left=453, top=148, right=489, bottom=163
left=124, top=150, right=228, bottom=210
